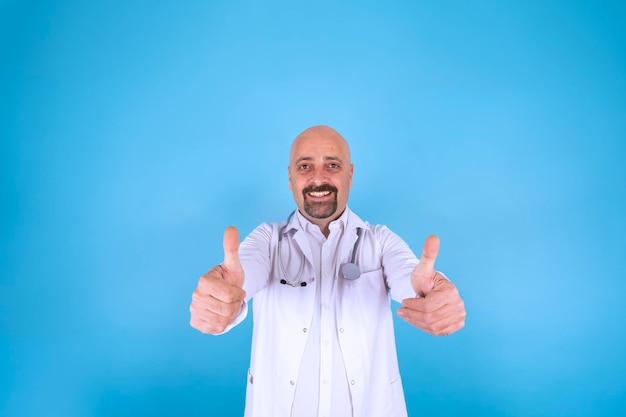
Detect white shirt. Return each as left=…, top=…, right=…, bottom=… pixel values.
left=228, top=207, right=420, bottom=417
left=291, top=210, right=353, bottom=417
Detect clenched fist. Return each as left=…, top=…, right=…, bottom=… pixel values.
left=398, top=235, right=466, bottom=336
left=190, top=226, right=246, bottom=334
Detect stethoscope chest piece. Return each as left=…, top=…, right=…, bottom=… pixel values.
left=341, top=263, right=361, bottom=280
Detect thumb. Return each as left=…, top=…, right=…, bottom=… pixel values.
left=222, top=226, right=244, bottom=287
left=418, top=234, right=439, bottom=272
left=411, top=235, right=440, bottom=296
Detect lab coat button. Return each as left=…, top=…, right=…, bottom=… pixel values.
left=290, top=380, right=295, bottom=386
left=351, top=380, right=356, bottom=385
left=303, top=328, right=308, bottom=333
left=339, top=328, right=344, bottom=333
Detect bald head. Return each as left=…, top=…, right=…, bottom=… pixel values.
left=287, top=126, right=354, bottom=235
left=290, top=125, right=351, bottom=165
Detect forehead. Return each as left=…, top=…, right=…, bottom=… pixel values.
left=289, top=131, right=350, bottom=164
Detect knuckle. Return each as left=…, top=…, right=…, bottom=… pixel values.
left=228, top=289, right=245, bottom=303
left=223, top=292, right=237, bottom=303
left=191, top=290, right=204, bottom=302
left=217, top=302, right=234, bottom=317
left=423, top=322, right=435, bottom=333
left=423, top=312, right=436, bottom=323
left=198, top=266, right=222, bottom=284
left=190, top=317, right=206, bottom=332
left=189, top=304, right=203, bottom=316
left=428, top=321, right=446, bottom=335
left=197, top=274, right=211, bottom=287
left=209, top=322, right=227, bottom=334
left=197, top=316, right=226, bottom=335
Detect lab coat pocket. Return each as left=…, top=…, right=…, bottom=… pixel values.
left=387, top=376, right=408, bottom=417
left=245, top=368, right=255, bottom=414
left=339, top=267, right=388, bottom=337
left=344, top=267, right=386, bottom=295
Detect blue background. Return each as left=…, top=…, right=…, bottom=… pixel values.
left=2, top=1, right=625, bottom=416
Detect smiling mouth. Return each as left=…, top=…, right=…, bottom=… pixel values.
left=308, top=191, right=332, bottom=198
left=303, top=184, right=337, bottom=199
left=302, top=185, right=338, bottom=219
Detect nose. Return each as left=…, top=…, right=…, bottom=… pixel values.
left=305, top=167, right=329, bottom=186
left=309, top=174, right=330, bottom=186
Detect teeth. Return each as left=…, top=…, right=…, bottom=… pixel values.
left=309, top=191, right=330, bottom=197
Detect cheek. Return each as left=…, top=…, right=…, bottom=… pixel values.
left=288, top=176, right=301, bottom=192
left=341, top=176, right=352, bottom=193
left=290, top=179, right=304, bottom=196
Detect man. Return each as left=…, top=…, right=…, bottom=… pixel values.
left=190, top=126, right=466, bottom=417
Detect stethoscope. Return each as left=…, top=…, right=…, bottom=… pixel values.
left=277, top=211, right=364, bottom=287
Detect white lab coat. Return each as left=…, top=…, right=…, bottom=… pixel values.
left=228, top=208, right=419, bottom=417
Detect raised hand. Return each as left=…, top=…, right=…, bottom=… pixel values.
left=397, top=235, right=466, bottom=336
left=190, top=226, right=246, bottom=334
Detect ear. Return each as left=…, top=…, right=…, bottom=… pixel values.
left=349, top=164, right=354, bottom=188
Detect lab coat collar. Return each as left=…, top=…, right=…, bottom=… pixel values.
left=280, top=207, right=368, bottom=277
left=284, top=207, right=367, bottom=236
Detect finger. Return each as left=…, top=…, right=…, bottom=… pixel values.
left=400, top=315, right=465, bottom=336
left=191, top=291, right=244, bottom=318
left=410, top=312, right=466, bottom=336
left=401, top=295, right=445, bottom=314
left=398, top=300, right=465, bottom=325
left=402, top=281, right=460, bottom=312
left=397, top=303, right=466, bottom=335
left=197, top=273, right=246, bottom=303
left=190, top=313, right=233, bottom=335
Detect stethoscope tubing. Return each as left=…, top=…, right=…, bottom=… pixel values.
left=277, top=210, right=362, bottom=286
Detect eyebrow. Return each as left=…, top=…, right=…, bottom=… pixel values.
left=295, top=156, right=344, bottom=164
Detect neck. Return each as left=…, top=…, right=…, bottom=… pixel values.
left=299, top=207, right=347, bottom=238
left=317, top=223, right=331, bottom=238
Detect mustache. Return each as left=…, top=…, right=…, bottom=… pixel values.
left=302, top=184, right=338, bottom=195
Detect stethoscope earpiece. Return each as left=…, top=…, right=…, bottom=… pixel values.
left=280, top=278, right=309, bottom=287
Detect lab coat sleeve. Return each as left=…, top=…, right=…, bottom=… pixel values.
left=374, top=225, right=420, bottom=303
left=218, top=223, right=273, bottom=334
left=239, top=222, right=273, bottom=300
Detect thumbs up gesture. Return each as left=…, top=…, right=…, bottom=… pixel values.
left=398, top=235, right=466, bottom=336
left=190, top=226, right=246, bottom=334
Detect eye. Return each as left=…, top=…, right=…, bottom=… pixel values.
left=298, top=164, right=310, bottom=170
left=328, top=162, right=340, bottom=169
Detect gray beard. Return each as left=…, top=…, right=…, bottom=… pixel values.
left=304, top=196, right=338, bottom=219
